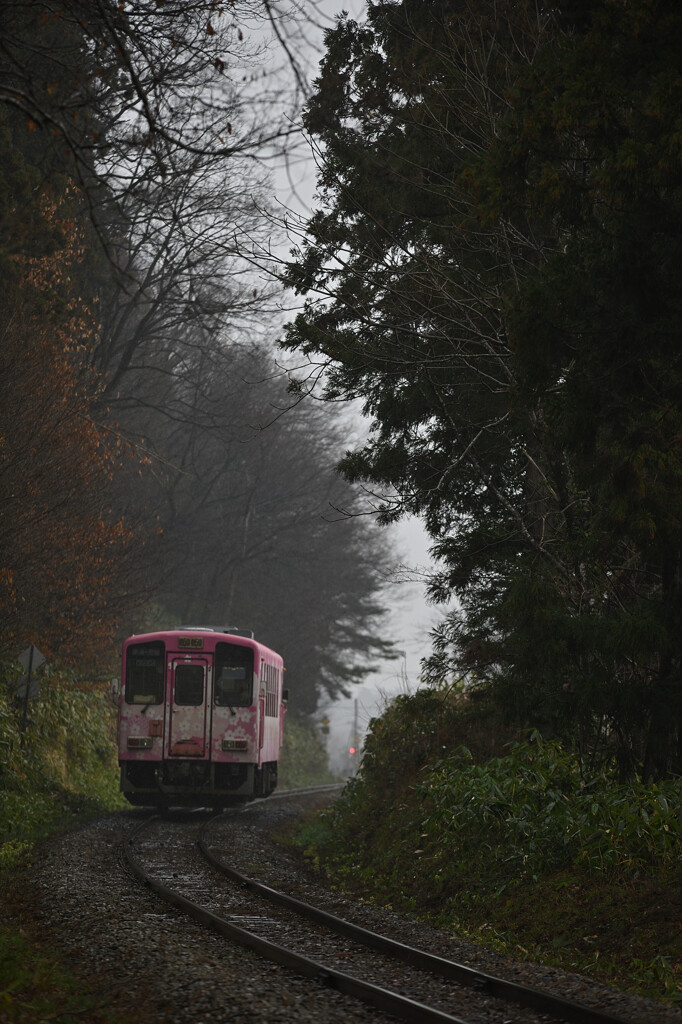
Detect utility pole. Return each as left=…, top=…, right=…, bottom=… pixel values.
left=348, top=697, right=360, bottom=774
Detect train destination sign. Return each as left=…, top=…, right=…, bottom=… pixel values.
left=178, top=636, right=204, bottom=649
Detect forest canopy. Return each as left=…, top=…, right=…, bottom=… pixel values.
left=0, top=0, right=397, bottom=715
left=4, top=0, right=681, bottom=756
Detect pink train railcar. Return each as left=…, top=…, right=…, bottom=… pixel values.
left=116, top=627, right=287, bottom=807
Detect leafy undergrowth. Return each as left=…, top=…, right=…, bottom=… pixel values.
left=0, top=672, right=126, bottom=866
left=292, top=686, right=682, bottom=1005
left=0, top=663, right=128, bottom=1023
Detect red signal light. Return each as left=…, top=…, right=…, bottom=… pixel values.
left=349, top=746, right=356, bottom=754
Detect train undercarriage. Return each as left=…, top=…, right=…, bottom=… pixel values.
left=121, top=759, right=278, bottom=808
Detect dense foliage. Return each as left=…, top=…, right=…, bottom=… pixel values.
left=283, top=0, right=682, bottom=774
left=0, top=663, right=124, bottom=866
left=297, top=686, right=682, bottom=1001
left=0, top=114, right=147, bottom=663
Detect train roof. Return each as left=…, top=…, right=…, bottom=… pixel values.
left=122, top=627, right=283, bottom=661
left=174, top=625, right=255, bottom=638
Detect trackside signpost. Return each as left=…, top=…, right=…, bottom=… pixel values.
left=17, top=643, right=46, bottom=746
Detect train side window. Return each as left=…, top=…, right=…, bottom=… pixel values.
left=125, top=641, right=165, bottom=705
left=174, top=664, right=204, bottom=705
left=215, top=643, right=253, bottom=706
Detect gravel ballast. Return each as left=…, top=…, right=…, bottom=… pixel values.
left=10, top=792, right=682, bottom=1024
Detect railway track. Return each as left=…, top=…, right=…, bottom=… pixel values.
left=122, top=789, right=641, bottom=1024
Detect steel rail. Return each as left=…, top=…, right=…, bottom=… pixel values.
left=123, top=817, right=469, bottom=1024
left=269, top=783, right=346, bottom=799
left=199, top=811, right=640, bottom=1024
left=259, top=783, right=345, bottom=807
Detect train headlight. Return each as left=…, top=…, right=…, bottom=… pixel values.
left=222, top=738, right=248, bottom=751
left=127, top=737, right=153, bottom=749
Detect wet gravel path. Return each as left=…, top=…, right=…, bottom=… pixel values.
left=11, top=791, right=682, bottom=1024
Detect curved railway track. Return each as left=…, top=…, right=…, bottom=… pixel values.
left=122, top=789, right=641, bottom=1024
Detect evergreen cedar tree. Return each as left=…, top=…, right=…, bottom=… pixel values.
left=282, top=0, right=682, bottom=778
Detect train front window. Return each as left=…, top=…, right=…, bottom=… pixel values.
left=125, top=642, right=164, bottom=705
left=174, top=664, right=204, bottom=706
left=215, top=642, right=253, bottom=706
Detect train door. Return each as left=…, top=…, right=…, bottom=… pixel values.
left=166, top=655, right=210, bottom=758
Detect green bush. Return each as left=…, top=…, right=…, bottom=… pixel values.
left=298, top=688, right=682, bottom=901
left=0, top=663, right=124, bottom=850
left=419, top=736, right=682, bottom=882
